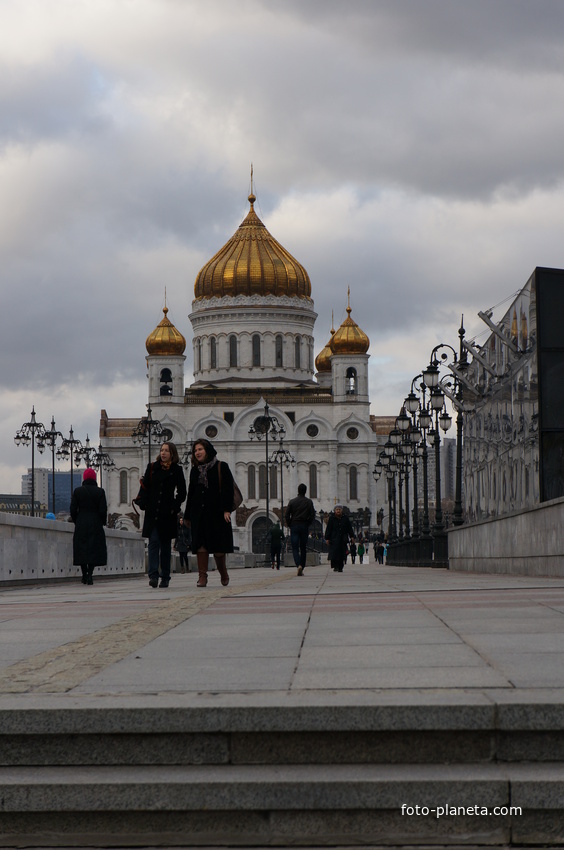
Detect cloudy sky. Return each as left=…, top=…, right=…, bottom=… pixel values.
left=2, top=0, right=564, bottom=493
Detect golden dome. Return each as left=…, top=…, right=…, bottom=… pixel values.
left=331, top=305, right=370, bottom=355
left=146, top=307, right=186, bottom=356
left=194, top=193, right=312, bottom=300
left=315, top=323, right=335, bottom=373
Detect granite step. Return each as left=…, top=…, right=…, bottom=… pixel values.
left=2, top=702, right=564, bottom=846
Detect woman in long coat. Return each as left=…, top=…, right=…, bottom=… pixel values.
left=70, top=468, right=107, bottom=585
left=141, top=441, right=187, bottom=589
left=324, top=505, right=354, bottom=573
left=185, top=438, right=234, bottom=588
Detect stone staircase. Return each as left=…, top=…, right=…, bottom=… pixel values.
left=1, top=698, right=564, bottom=847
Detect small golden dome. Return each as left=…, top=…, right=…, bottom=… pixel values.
left=331, top=305, right=370, bottom=355
left=315, top=341, right=333, bottom=373
left=315, top=322, right=336, bottom=373
left=194, top=193, right=312, bottom=300
left=146, top=307, right=186, bottom=356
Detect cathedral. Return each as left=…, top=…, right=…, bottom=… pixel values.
left=100, top=189, right=389, bottom=551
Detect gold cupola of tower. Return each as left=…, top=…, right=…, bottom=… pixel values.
left=331, top=294, right=370, bottom=355
left=146, top=306, right=186, bottom=356
left=194, top=192, right=312, bottom=301
left=315, top=316, right=336, bottom=373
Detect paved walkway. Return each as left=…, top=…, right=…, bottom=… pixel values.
left=2, top=558, right=564, bottom=708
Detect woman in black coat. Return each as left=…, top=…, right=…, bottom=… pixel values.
left=141, top=441, right=187, bottom=589
left=324, top=505, right=354, bottom=573
left=184, top=438, right=234, bottom=588
left=70, top=468, right=108, bottom=586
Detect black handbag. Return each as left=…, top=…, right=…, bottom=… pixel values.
left=132, top=463, right=153, bottom=514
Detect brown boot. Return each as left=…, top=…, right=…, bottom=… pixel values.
left=215, top=554, right=229, bottom=586
left=196, top=551, right=208, bottom=587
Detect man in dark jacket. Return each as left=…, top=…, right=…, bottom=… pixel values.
left=285, top=483, right=315, bottom=576
left=325, top=505, right=354, bottom=573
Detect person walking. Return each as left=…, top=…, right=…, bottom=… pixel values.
left=185, top=438, right=234, bottom=588
left=174, top=515, right=191, bottom=573
left=357, top=540, right=365, bottom=563
left=269, top=521, right=284, bottom=570
left=141, top=441, right=187, bottom=589
left=377, top=539, right=385, bottom=564
left=70, top=468, right=107, bottom=586
left=285, top=483, right=315, bottom=576
left=349, top=540, right=357, bottom=563
left=324, top=505, right=354, bottom=573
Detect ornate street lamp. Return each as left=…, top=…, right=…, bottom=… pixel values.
left=269, top=435, right=296, bottom=533
left=89, top=442, right=116, bottom=488
left=14, top=407, right=46, bottom=517
left=132, top=405, right=167, bottom=468
left=249, top=401, right=286, bottom=558
left=56, top=426, right=83, bottom=497
left=36, top=416, right=63, bottom=514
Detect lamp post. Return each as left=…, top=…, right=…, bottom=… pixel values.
left=88, top=442, right=116, bottom=488
left=423, top=349, right=455, bottom=567
left=248, top=401, right=286, bottom=559
left=132, top=405, right=165, bottom=468
left=14, top=407, right=46, bottom=517
left=269, top=435, right=296, bottom=532
left=56, top=426, right=83, bottom=497
left=36, top=416, right=63, bottom=514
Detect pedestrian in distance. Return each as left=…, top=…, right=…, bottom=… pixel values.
left=185, top=438, right=234, bottom=588
left=377, top=540, right=385, bottom=564
left=70, top=467, right=107, bottom=586
left=349, top=540, right=357, bottom=563
left=141, top=441, right=187, bottom=589
left=174, top=515, right=191, bottom=573
left=285, top=483, right=315, bottom=576
left=324, top=505, right=354, bottom=573
left=269, top=521, right=284, bottom=570
left=358, top=540, right=365, bottom=563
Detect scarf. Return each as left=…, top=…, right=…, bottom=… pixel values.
left=197, top=456, right=218, bottom=488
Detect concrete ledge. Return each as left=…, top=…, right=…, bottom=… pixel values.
left=449, top=496, right=564, bottom=577
left=0, top=512, right=145, bottom=584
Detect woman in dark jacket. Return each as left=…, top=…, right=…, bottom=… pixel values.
left=184, top=438, right=234, bottom=588
left=141, top=441, right=187, bottom=589
left=70, top=467, right=108, bottom=586
left=324, top=505, right=354, bottom=573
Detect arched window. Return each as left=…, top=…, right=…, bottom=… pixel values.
left=346, top=366, right=357, bottom=395
left=119, top=471, right=128, bottom=505
left=229, top=335, right=237, bottom=367
left=258, top=464, right=267, bottom=499
left=247, top=464, right=256, bottom=500
left=252, top=334, right=261, bottom=367
left=160, top=384, right=172, bottom=396
left=309, top=464, right=318, bottom=499
left=349, top=466, right=358, bottom=501
left=275, top=334, right=283, bottom=367
left=196, top=339, right=202, bottom=372
left=308, top=341, right=314, bottom=372
left=210, top=337, right=217, bottom=369
left=295, top=336, right=301, bottom=368
left=159, top=368, right=172, bottom=382
left=270, top=465, right=277, bottom=499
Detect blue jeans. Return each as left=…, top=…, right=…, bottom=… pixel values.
left=290, top=523, right=309, bottom=569
left=148, top=527, right=172, bottom=580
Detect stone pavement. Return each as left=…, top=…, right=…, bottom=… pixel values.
left=2, top=556, right=564, bottom=703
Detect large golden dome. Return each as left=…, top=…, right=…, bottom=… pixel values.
left=331, top=305, right=370, bottom=355
left=146, top=307, right=186, bottom=356
left=194, top=193, right=312, bottom=300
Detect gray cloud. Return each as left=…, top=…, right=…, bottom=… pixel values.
left=1, top=0, right=564, bottom=490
